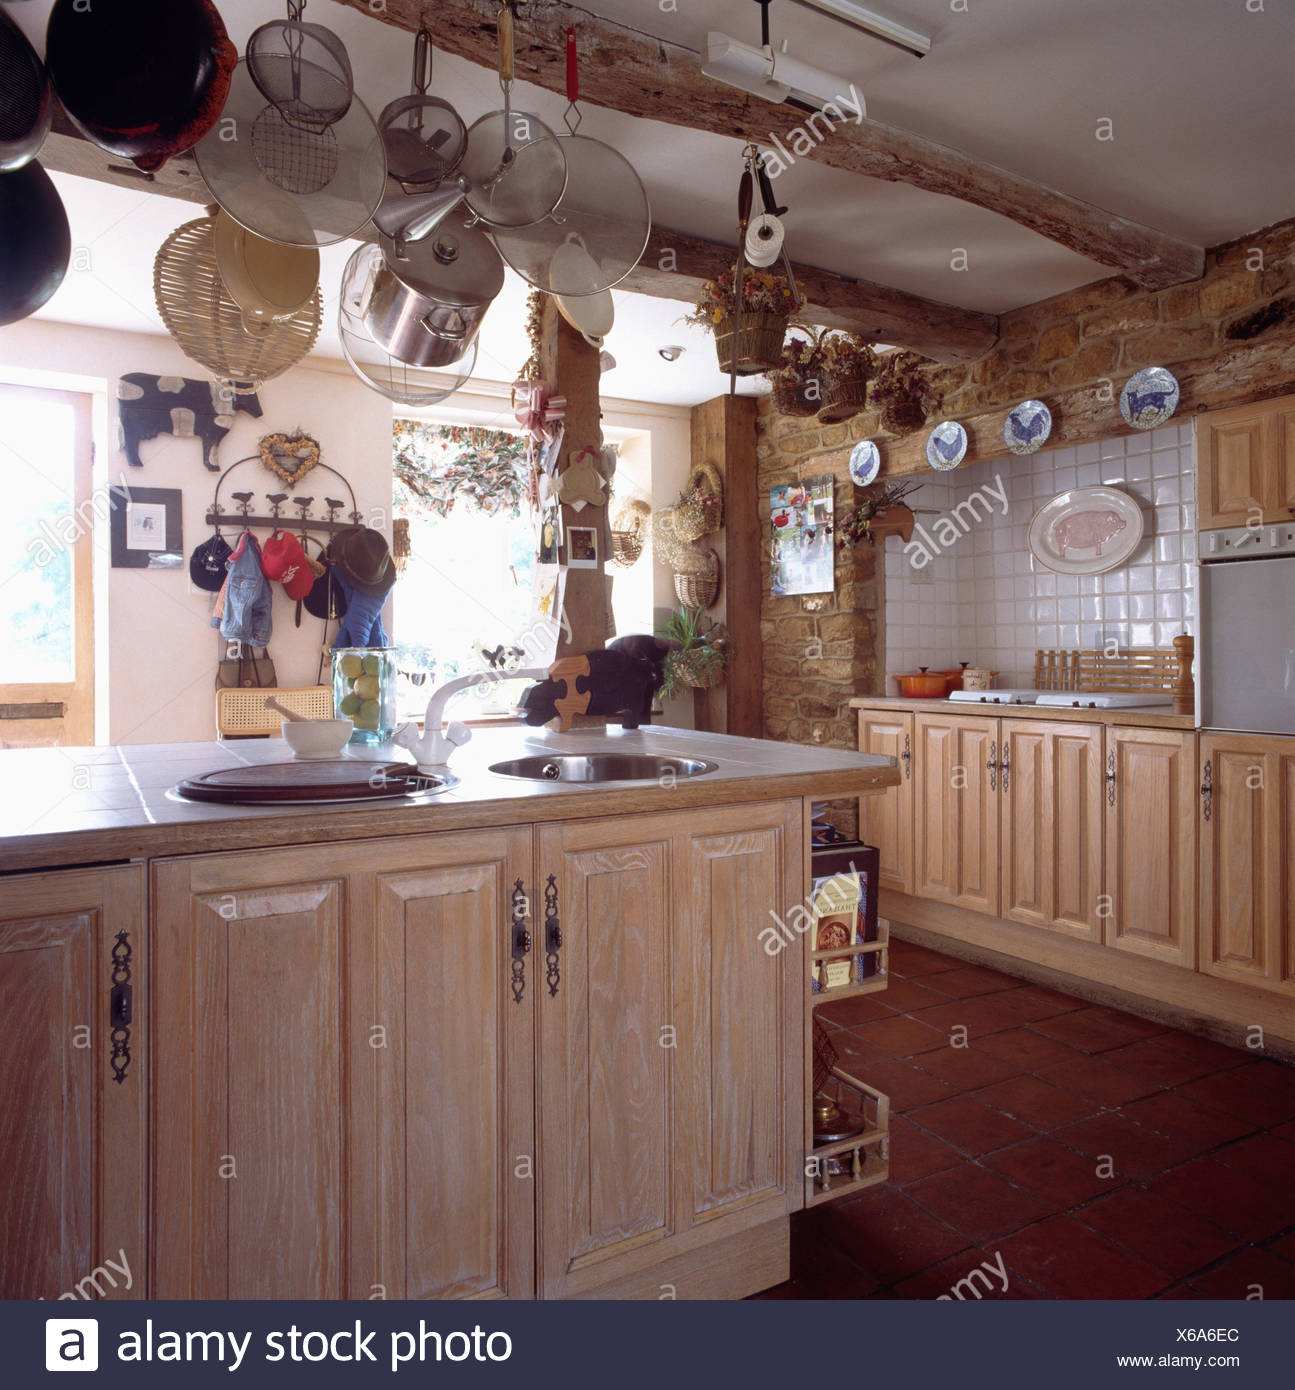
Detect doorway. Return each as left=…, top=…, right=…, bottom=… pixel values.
left=0, top=383, right=95, bottom=746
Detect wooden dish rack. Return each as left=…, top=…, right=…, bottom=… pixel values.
left=1034, top=635, right=1194, bottom=713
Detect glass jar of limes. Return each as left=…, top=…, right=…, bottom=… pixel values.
left=332, top=647, right=397, bottom=745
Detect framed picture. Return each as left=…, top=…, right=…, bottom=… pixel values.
left=770, top=474, right=834, bottom=596
left=109, top=485, right=183, bottom=569
left=566, top=525, right=599, bottom=569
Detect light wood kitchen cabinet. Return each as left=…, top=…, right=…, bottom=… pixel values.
left=856, top=710, right=914, bottom=894
left=1196, top=393, right=1295, bottom=529
left=1199, top=734, right=1295, bottom=995
left=151, top=828, right=534, bottom=1300
left=1104, top=727, right=1197, bottom=967
left=536, top=800, right=802, bottom=1299
left=1000, top=720, right=1104, bottom=941
left=914, top=712, right=1000, bottom=915
left=0, top=865, right=145, bottom=1300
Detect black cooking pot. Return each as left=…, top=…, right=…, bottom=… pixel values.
left=0, top=8, right=52, bottom=172
left=0, top=160, right=70, bottom=327
left=46, top=0, right=236, bottom=173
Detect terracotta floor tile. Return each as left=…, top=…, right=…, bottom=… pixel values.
left=1179, top=1062, right=1295, bottom=1129
left=1149, top=1156, right=1295, bottom=1242
left=920, top=992, right=1073, bottom=1039
left=1213, top=1132, right=1295, bottom=1186
left=1152, top=1031, right=1251, bottom=1072
left=1188, top=1248, right=1295, bottom=1301
left=1269, top=1232, right=1295, bottom=1262
left=851, top=1014, right=949, bottom=1057
left=892, top=1247, right=1013, bottom=1300
left=978, top=1029, right=1085, bottom=1071
left=906, top=1164, right=1053, bottom=1244
left=833, top=1033, right=904, bottom=1074
left=815, top=993, right=897, bottom=1028
left=1120, top=1092, right=1258, bottom=1148
left=1074, top=1005, right=1169, bottom=1039
left=811, top=1187, right=971, bottom=1282
left=1275, top=1119, right=1295, bottom=1144
left=878, top=979, right=958, bottom=1014
left=1105, top=1038, right=1237, bottom=1087
left=1051, top=1112, right=1198, bottom=1183
left=975, top=1075, right=1101, bottom=1130
left=915, top=1045, right=1024, bottom=1091
left=1040, top=1055, right=1161, bottom=1108
left=888, top=1115, right=964, bottom=1184
left=1009, top=984, right=1090, bottom=1013
left=1077, top=1188, right=1235, bottom=1279
left=1031, top=1008, right=1165, bottom=1054
left=908, top=1096, right=1036, bottom=1156
left=789, top=1227, right=880, bottom=1299
left=983, top=1136, right=1121, bottom=1207
left=888, top=944, right=963, bottom=978
left=850, top=1058, right=956, bottom=1113
left=915, top=965, right=1018, bottom=999
left=998, top=1215, right=1169, bottom=1299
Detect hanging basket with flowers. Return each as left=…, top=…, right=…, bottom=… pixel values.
left=767, top=327, right=827, bottom=418
left=869, top=350, right=944, bottom=436
left=690, top=268, right=797, bottom=376
left=817, top=333, right=877, bottom=425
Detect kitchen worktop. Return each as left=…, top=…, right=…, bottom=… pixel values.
left=849, top=694, right=1195, bottom=729
left=0, top=724, right=899, bottom=874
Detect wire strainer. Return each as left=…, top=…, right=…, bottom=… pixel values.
left=378, top=27, right=466, bottom=190
left=246, top=0, right=352, bottom=131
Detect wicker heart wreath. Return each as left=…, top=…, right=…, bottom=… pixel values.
left=259, top=430, right=321, bottom=485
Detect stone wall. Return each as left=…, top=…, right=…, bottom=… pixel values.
left=754, top=216, right=1295, bottom=836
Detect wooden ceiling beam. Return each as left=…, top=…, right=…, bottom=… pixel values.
left=331, top=0, right=1204, bottom=291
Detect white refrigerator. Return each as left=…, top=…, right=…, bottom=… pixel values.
left=1199, top=550, right=1295, bottom=735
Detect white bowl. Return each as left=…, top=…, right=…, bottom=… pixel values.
left=281, top=718, right=353, bottom=759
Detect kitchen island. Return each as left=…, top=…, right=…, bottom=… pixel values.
left=0, top=725, right=898, bottom=1302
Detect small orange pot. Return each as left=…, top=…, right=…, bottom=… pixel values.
left=894, top=668, right=953, bottom=698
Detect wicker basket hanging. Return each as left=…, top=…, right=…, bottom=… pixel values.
left=671, top=460, right=724, bottom=542
left=881, top=399, right=928, bottom=436
left=818, top=363, right=873, bottom=425
left=713, top=310, right=789, bottom=376
left=154, top=213, right=322, bottom=393
left=771, top=371, right=825, bottom=418
left=608, top=497, right=650, bottom=569
left=673, top=546, right=721, bottom=608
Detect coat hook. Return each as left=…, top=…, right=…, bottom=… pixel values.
left=231, top=490, right=253, bottom=517
left=324, top=497, right=344, bottom=524
left=266, top=492, right=288, bottom=518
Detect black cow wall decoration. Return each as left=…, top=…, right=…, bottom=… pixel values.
left=116, top=373, right=262, bottom=470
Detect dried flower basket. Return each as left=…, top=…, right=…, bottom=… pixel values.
left=771, top=372, right=824, bottom=418
left=714, top=310, right=790, bottom=376
left=672, top=547, right=721, bottom=608
left=672, top=461, right=724, bottom=542
left=819, top=364, right=872, bottom=425
left=608, top=498, right=650, bottom=570
left=882, top=399, right=928, bottom=436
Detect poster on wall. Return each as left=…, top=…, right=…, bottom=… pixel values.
left=770, top=475, right=834, bottom=596
left=109, top=485, right=183, bottom=569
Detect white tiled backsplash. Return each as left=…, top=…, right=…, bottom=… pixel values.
left=884, top=424, right=1196, bottom=691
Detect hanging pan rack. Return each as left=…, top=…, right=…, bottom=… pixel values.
left=205, top=455, right=362, bottom=535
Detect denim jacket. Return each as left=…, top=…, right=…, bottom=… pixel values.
left=214, top=531, right=272, bottom=646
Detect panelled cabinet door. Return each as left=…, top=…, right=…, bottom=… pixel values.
left=1000, top=720, right=1104, bottom=940
left=856, top=711, right=914, bottom=893
left=536, top=801, right=802, bottom=1299
left=151, top=830, right=534, bottom=1300
left=914, top=713, right=1000, bottom=916
left=1196, top=405, right=1275, bottom=529
left=1276, top=400, right=1295, bottom=516
left=1104, top=728, right=1197, bottom=967
left=0, top=866, right=145, bottom=1300
left=1199, top=735, right=1295, bottom=995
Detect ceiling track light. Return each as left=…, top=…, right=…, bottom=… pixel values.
left=786, top=0, right=931, bottom=57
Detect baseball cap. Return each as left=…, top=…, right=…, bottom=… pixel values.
left=261, top=530, right=314, bottom=601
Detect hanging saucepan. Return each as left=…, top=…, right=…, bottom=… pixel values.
left=0, top=9, right=52, bottom=172
left=362, top=219, right=503, bottom=369
left=246, top=0, right=353, bottom=130
left=379, top=27, right=467, bottom=191
left=45, top=0, right=236, bottom=173
left=491, top=28, right=649, bottom=296
left=0, top=160, right=71, bottom=326
left=455, top=5, right=566, bottom=230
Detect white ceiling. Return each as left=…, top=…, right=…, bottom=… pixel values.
left=9, top=0, right=1295, bottom=407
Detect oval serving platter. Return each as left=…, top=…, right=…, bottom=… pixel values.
left=1027, top=485, right=1145, bottom=575
left=848, top=438, right=881, bottom=487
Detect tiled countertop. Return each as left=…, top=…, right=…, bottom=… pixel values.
left=0, top=724, right=899, bottom=874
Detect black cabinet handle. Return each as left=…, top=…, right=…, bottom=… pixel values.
left=510, top=879, right=531, bottom=1005
left=109, top=930, right=133, bottom=1085
left=1106, top=751, right=1117, bottom=808
left=987, top=740, right=997, bottom=792
left=999, top=744, right=1011, bottom=793
left=1200, top=759, right=1213, bottom=822
left=901, top=732, right=911, bottom=780
left=543, top=873, right=562, bottom=997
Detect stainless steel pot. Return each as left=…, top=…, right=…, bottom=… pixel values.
left=364, top=222, right=502, bottom=368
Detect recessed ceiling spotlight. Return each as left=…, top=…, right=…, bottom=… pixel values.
left=658, top=345, right=685, bottom=362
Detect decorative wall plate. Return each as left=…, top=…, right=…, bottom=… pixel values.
left=848, top=439, right=881, bottom=487
left=1028, top=485, right=1145, bottom=575
left=925, top=421, right=967, bottom=470
left=1004, top=399, right=1052, bottom=455
left=1120, top=366, right=1180, bottom=430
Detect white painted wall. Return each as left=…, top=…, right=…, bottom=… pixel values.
left=0, top=320, right=393, bottom=744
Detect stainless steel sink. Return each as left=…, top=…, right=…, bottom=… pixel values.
left=488, top=753, right=718, bottom=783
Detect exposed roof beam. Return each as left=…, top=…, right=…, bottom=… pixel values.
left=39, top=114, right=996, bottom=363
left=331, top=0, right=1204, bottom=291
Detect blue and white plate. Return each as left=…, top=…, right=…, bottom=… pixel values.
left=1120, top=367, right=1180, bottom=430
left=926, top=421, right=967, bottom=470
left=848, top=439, right=881, bottom=488
left=1004, top=399, right=1052, bottom=455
